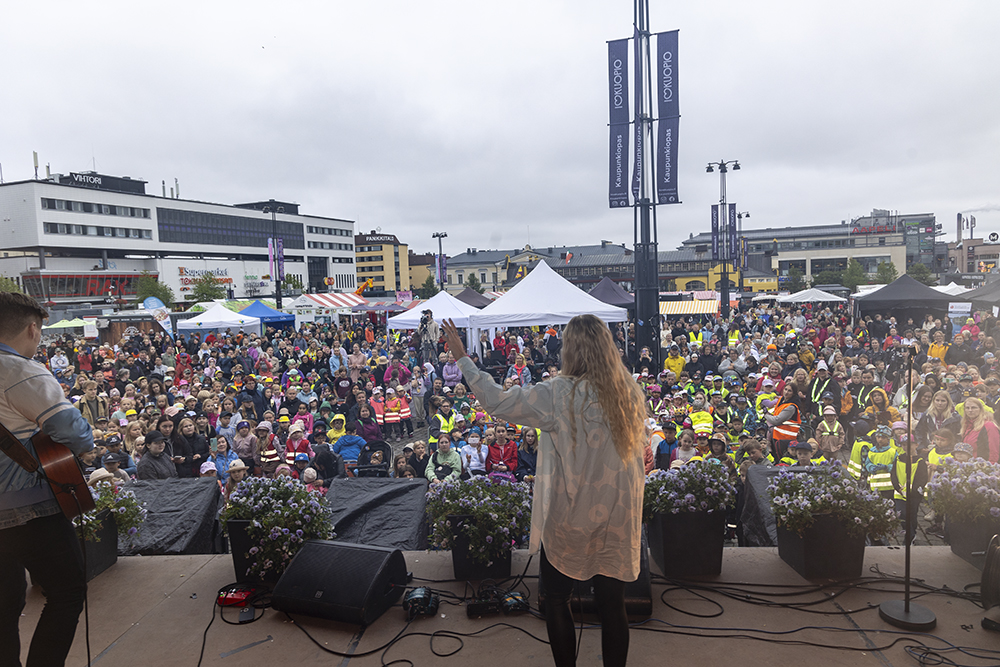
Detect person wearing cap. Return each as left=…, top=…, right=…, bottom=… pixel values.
left=88, top=467, right=118, bottom=488
left=199, top=460, right=219, bottom=480
left=231, top=420, right=258, bottom=472
left=861, top=387, right=900, bottom=428
left=103, top=434, right=137, bottom=477
left=862, top=425, right=899, bottom=498
left=136, top=430, right=178, bottom=480
left=284, top=420, right=315, bottom=466
left=807, top=359, right=838, bottom=417
left=100, top=452, right=130, bottom=484
left=815, top=405, right=847, bottom=463
left=290, top=452, right=311, bottom=480
left=249, top=422, right=281, bottom=478
left=778, top=440, right=824, bottom=467
left=223, top=459, right=249, bottom=502
left=663, top=344, right=686, bottom=378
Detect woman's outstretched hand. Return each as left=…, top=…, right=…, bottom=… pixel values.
left=442, top=319, right=469, bottom=360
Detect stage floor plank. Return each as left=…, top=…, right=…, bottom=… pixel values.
left=19, top=546, right=994, bottom=666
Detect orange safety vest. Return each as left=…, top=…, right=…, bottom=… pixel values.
left=398, top=397, right=411, bottom=420
left=258, top=434, right=281, bottom=464
left=771, top=402, right=801, bottom=440
left=384, top=398, right=402, bottom=423
left=369, top=399, right=385, bottom=425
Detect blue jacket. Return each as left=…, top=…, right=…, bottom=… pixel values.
left=212, top=450, right=240, bottom=483
left=334, top=434, right=367, bottom=462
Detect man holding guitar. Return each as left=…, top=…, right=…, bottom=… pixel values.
left=0, top=292, right=95, bottom=667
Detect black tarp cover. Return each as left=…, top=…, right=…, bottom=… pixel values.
left=589, top=276, right=635, bottom=309
left=325, top=478, right=429, bottom=550
left=740, top=465, right=782, bottom=547
left=854, top=274, right=955, bottom=312
left=118, top=478, right=223, bottom=556
left=454, top=287, right=492, bottom=308
left=963, top=279, right=1000, bottom=308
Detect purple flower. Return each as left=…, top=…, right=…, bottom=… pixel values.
left=486, top=535, right=493, bottom=543
left=992, top=507, right=1000, bottom=518
left=128, top=527, right=138, bottom=535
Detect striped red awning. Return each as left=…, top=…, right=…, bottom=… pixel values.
left=302, top=293, right=367, bottom=309
left=485, top=291, right=506, bottom=300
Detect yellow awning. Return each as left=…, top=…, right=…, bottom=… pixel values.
left=659, top=299, right=719, bottom=316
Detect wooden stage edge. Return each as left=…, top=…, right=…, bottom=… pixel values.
left=19, top=546, right=1000, bottom=667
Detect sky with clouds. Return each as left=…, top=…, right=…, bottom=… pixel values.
left=2, top=0, right=997, bottom=256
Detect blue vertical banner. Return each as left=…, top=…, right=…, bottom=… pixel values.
left=630, top=26, right=643, bottom=203
left=654, top=30, right=680, bottom=204
left=728, top=204, right=737, bottom=261
left=711, top=205, right=720, bottom=260
left=268, top=238, right=274, bottom=276
left=277, top=238, right=285, bottom=281
left=741, top=237, right=748, bottom=269
left=607, top=38, right=630, bottom=208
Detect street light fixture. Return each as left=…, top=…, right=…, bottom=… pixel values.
left=432, top=232, right=448, bottom=290
left=706, top=160, right=741, bottom=318
left=262, top=200, right=285, bottom=309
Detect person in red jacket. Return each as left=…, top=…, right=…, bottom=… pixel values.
left=486, top=422, right=518, bottom=474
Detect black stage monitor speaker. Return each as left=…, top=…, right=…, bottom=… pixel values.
left=271, top=540, right=408, bottom=625
left=537, top=530, right=652, bottom=621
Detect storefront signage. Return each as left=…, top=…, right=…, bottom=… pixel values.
left=851, top=223, right=899, bottom=235
left=58, top=172, right=147, bottom=195
left=177, top=266, right=233, bottom=285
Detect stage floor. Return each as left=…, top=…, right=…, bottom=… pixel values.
left=19, top=546, right=997, bottom=667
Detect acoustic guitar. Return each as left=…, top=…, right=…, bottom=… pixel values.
left=0, top=421, right=95, bottom=519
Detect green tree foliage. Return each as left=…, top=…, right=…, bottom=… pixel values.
left=786, top=267, right=806, bottom=292
left=465, top=273, right=485, bottom=294
left=875, top=261, right=899, bottom=285
left=811, top=270, right=844, bottom=287
left=282, top=274, right=304, bottom=292
left=417, top=274, right=440, bottom=299
left=136, top=270, right=174, bottom=305
left=0, top=276, right=23, bottom=293
left=191, top=273, right=227, bottom=302
left=842, top=258, right=868, bottom=293
left=907, top=262, right=937, bottom=286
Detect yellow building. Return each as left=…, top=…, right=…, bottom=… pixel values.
left=408, top=251, right=435, bottom=292
left=355, top=231, right=410, bottom=297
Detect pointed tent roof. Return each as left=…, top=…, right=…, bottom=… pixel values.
left=588, top=276, right=635, bottom=309
left=854, top=274, right=955, bottom=311
left=469, top=261, right=628, bottom=327
left=962, top=279, right=1000, bottom=307
left=177, top=303, right=261, bottom=331
left=933, top=282, right=971, bottom=296
left=776, top=287, right=846, bottom=304
left=454, top=287, right=493, bottom=308
left=387, top=290, right=482, bottom=329
left=239, top=300, right=294, bottom=323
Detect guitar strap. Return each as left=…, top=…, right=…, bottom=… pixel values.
left=0, top=421, right=42, bottom=474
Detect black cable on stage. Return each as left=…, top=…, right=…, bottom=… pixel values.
left=195, top=598, right=216, bottom=667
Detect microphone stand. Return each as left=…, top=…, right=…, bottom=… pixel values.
left=879, top=345, right=936, bottom=631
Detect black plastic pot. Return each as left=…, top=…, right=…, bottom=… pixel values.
left=648, top=510, right=726, bottom=577
left=776, top=513, right=865, bottom=580
left=84, top=510, right=118, bottom=582
left=448, top=514, right=512, bottom=581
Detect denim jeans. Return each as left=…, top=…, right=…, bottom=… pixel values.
left=0, top=513, right=86, bottom=667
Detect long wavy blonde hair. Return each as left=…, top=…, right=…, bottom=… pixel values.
left=561, top=314, right=645, bottom=462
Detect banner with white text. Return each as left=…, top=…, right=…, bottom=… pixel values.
left=655, top=30, right=680, bottom=204
left=630, top=27, right=643, bottom=203
left=607, top=38, right=630, bottom=208
left=728, top=204, right=738, bottom=261
left=711, top=205, right=720, bottom=260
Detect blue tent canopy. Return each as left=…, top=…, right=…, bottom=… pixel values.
left=239, top=300, right=295, bottom=325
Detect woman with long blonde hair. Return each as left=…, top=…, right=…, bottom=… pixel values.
left=444, top=315, right=644, bottom=667
left=961, top=397, right=999, bottom=463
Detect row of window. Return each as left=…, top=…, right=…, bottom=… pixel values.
left=41, top=198, right=151, bottom=218
left=307, top=241, right=353, bottom=251
left=44, top=222, right=152, bottom=239
left=357, top=245, right=387, bottom=253
left=357, top=255, right=383, bottom=262
left=331, top=257, right=354, bottom=264
left=329, top=274, right=355, bottom=290
left=156, top=208, right=304, bottom=249
left=306, top=225, right=352, bottom=237
left=357, top=266, right=384, bottom=273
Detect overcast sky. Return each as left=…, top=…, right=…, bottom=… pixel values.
left=3, top=0, right=998, bottom=256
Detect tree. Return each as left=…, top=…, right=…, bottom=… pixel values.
left=907, top=262, right=936, bottom=286
left=786, top=267, right=805, bottom=292
left=465, top=273, right=485, bottom=294
left=811, top=270, right=844, bottom=287
left=136, top=270, right=174, bottom=305
left=875, top=261, right=899, bottom=285
left=416, top=274, right=439, bottom=299
left=842, top=258, right=868, bottom=293
left=282, top=274, right=304, bottom=293
left=191, top=273, right=227, bottom=302
left=0, top=275, right=23, bottom=293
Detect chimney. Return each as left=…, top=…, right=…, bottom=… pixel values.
left=957, top=212, right=963, bottom=244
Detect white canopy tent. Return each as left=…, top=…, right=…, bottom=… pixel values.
left=386, top=290, right=480, bottom=330
left=177, top=303, right=261, bottom=333
left=933, top=282, right=971, bottom=296
left=469, top=261, right=628, bottom=328
left=776, top=288, right=847, bottom=304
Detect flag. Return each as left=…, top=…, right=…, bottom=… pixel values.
left=565, top=252, right=573, bottom=264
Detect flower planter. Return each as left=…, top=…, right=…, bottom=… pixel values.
left=648, top=510, right=726, bottom=576
left=226, top=519, right=280, bottom=584
left=448, top=514, right=512, bottom=581
left=84, top=510, right=118, bottom=582
left=945, top=517, right=1000, bottom=571
left=777, top=513, right=865, bottom=580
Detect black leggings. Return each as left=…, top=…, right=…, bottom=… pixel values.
left=540, top=546, right=629, bottom=667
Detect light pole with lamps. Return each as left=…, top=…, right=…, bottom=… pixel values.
left=432, top=231, right=448, bottom=291
left=706, top=160, right=740, bottom=318
left=263, top=200, right=285, bottom=309
left=737, top=211, right=750, bottom=294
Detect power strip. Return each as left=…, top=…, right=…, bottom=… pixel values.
left=466, top=599, right=502, bottom=618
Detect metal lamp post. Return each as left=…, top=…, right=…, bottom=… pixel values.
left=706, top=160, right=740, bottom=318
left=432, top=231, right=448, bottom=290
left=737, top=211, right=750, bottom=293
left=263, top=200, right=285, bottom=309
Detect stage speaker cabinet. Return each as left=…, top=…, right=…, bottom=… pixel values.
left=537, top=529, right=652, bottom=621
left=271, top=540, right=408, bottom=625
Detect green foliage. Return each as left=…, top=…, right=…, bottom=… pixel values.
left=786, top=266, right=805, bottom=292
left=136, top=270, right=174, bottom=305
left=643, top=461, right=737, bottom=522
left=73, top=482, right=147, bottom=544
left=465, top=273, right=485, bottom=294
left=425, top=476, right=532, bottom=565
left=811, top=270, right=844, bottom=288
left=907, top=262, right=937, bottom=286
left=191, top=272, right=227, bottom=302
left=0, top=275, right=23, bottom=293
left=282, top=274, right=304, bottom=292
left=842, top=258, right=868, bottom=293
left=417, top=274, right=440, bottom=299
left=875, top=261, right=899, bottom=285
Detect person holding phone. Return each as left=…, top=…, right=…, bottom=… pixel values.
left=443, top=316, right=644, bottom=667
left=210, top=435, right=240, bottom=483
